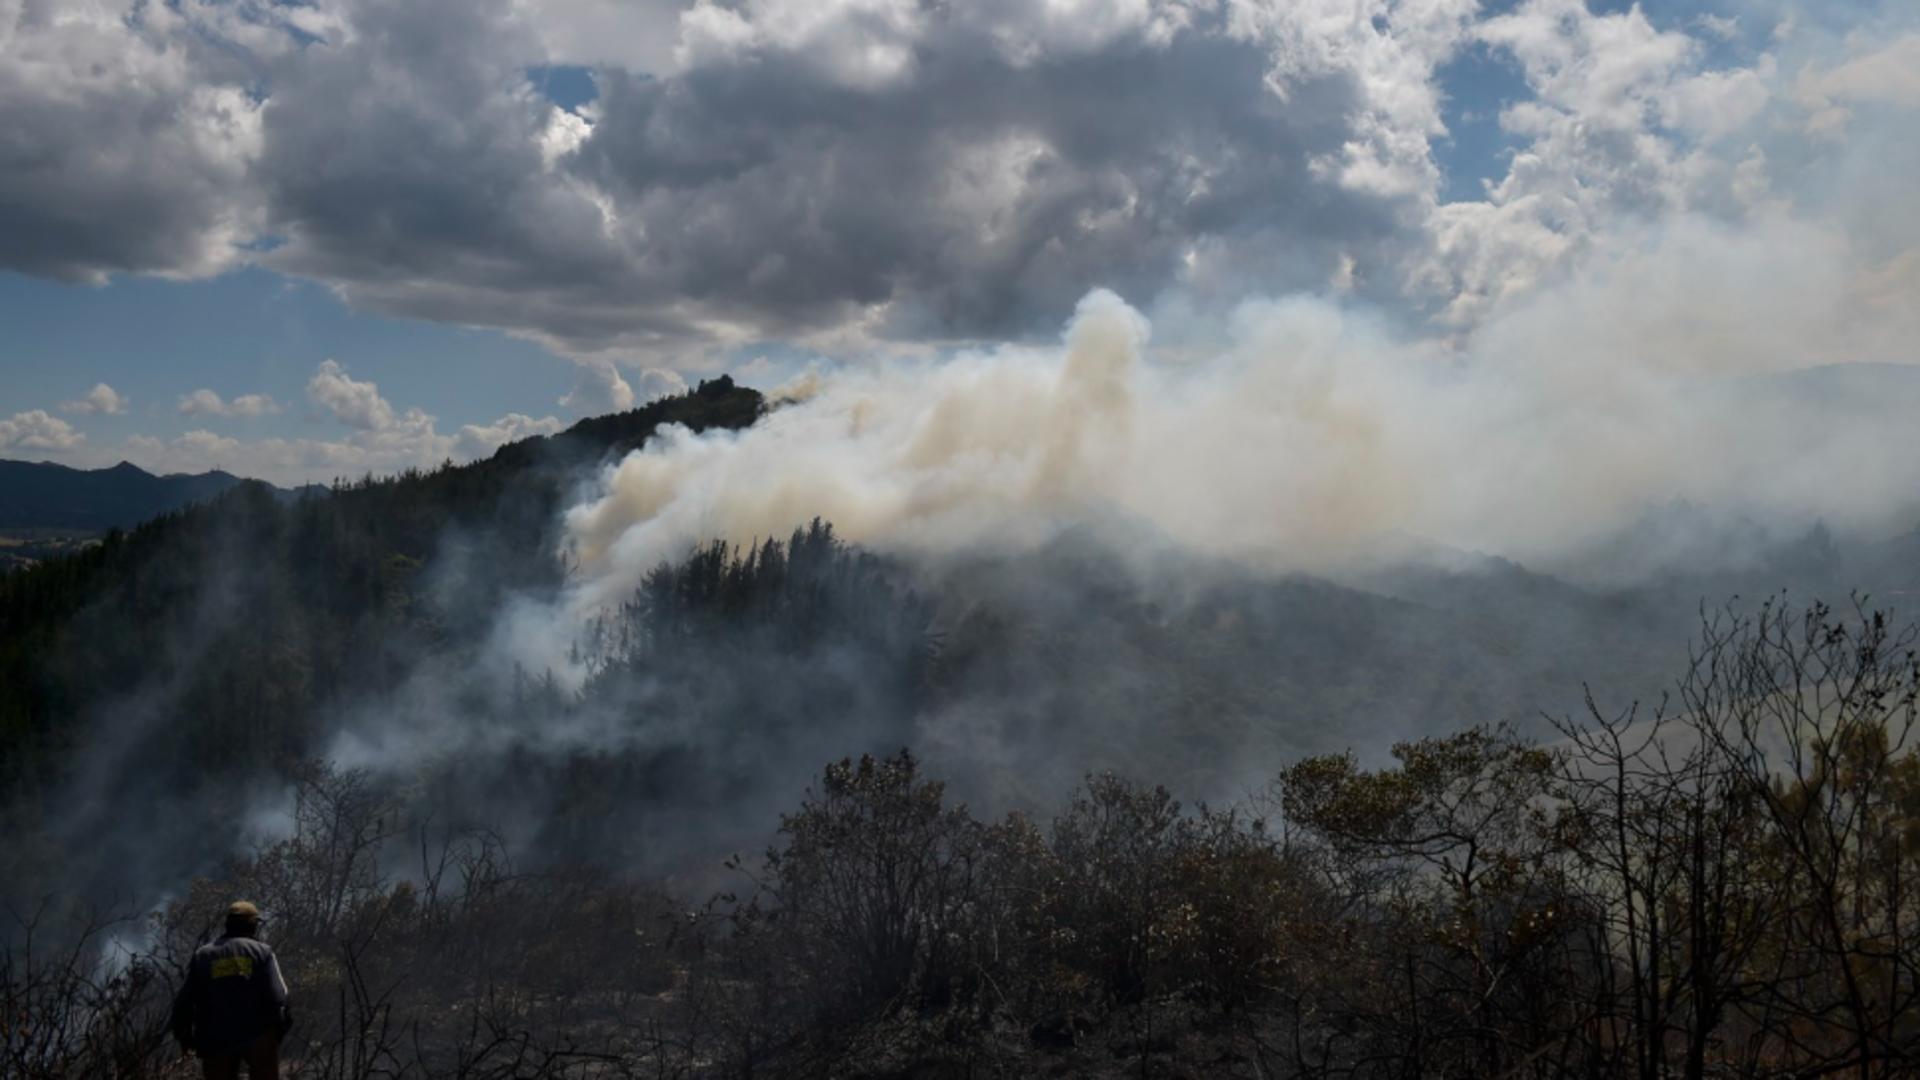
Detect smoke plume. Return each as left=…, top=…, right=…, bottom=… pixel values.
left=552, top=213, right=1920, bottom=650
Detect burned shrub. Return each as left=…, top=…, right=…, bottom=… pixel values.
left=730, top=751, right=992, bottom=1029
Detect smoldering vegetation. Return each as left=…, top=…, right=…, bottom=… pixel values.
left=6, top=599, right=1919, bottom=1078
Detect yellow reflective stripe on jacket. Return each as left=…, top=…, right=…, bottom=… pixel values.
left=210, top=956, right=254, bottom=979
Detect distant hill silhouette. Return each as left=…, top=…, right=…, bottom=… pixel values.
left=0, top=459, right=309, bottom=532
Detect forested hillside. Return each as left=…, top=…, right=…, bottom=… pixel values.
left=0, top=377, right=764, bottom=897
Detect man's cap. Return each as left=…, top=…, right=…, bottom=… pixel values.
left=226, top=901, right=261, bottom=921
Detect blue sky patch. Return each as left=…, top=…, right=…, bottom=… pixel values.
left=528, top=65, right=599, bottom=113
left=1433, top=40, right=1532, bottom=204
left=0, top=269, right=576, bottom=454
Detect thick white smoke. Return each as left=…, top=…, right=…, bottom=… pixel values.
left=547, top=209, right=1920, bottom=657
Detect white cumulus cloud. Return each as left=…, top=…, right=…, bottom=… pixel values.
left=0, top=410, right=85, bottom=451
left=454, top=413, right=566, bottom=460
left=60, top=383, right=129, bottom=415
left=1795, top=33, right=1920, bottom=135
left=306, top=359, right=400, bottom=432
left=559, top=359, right=637, bottom=415
left=178, top=389, right=283, bottom=417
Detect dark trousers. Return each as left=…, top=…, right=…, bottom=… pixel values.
left=200, top=1031, right=280, bottom=1080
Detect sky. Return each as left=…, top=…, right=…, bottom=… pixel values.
left=1, top=0, right=1916, bottom=487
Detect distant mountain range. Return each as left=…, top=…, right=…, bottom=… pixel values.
left=0, top=459, right=318, bottom=532
left=0, top=377, right=764, bottom=536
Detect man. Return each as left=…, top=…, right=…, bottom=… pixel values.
left=171, top=901, right=293, bottom=1080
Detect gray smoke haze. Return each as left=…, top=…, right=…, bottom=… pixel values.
left=7, top=0, right=1920, bottom=935
left=243, top=89, right=1920, bottom=872
left=292, top=285, right=1919, bottom=884
left=13, top=181, right=1920, bottom=927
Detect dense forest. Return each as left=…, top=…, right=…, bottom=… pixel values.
left=4, top=379, right=1919, bottom=1077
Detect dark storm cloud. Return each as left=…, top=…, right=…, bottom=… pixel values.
left=0, top=0, right=266, bottom=282
left=262, top=0, right=1405, bottom=353
left=249, top=1, right=656, bottom=336
left=0, top=0, right=1412, bottom=355
left=569, top=20, right=1393, bottom=344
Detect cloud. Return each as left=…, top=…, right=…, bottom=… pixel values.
left=538, top=0, right=1403, bottom=351
left=300, top=360, right=455, bottom=475
left=1396, top=0, right=1903, bottom=329
left=2, top=0, right=1916, bottom=373
left=515, top=0, right=689, bottom=74
left=555, top=361, right=688, bottom=415
left=454, top=413, right=565, bottom=459
left=1795, top=33, right=1920, bottom=134
left=559, top=359, right=636, bottom=415
left=170, top=429, right=244, bottom=464
left=3, top=0, right=1421, bottom=358
left=177, top=389, right=283, bottom=418
left=0, top=0, right=271, bottom=282
left=306, top=359, right=400, bottom=431
left=177, top=390, right=225, bottom=417
left=109, top=358, right=569, bottom=484
left=1696, top=14, right=1741, bottom=42
left=61, top=383, right=128, bottom=416
left=0, top=410, right=85, bottom=451
left=632, top=368, right=688, bottom=402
